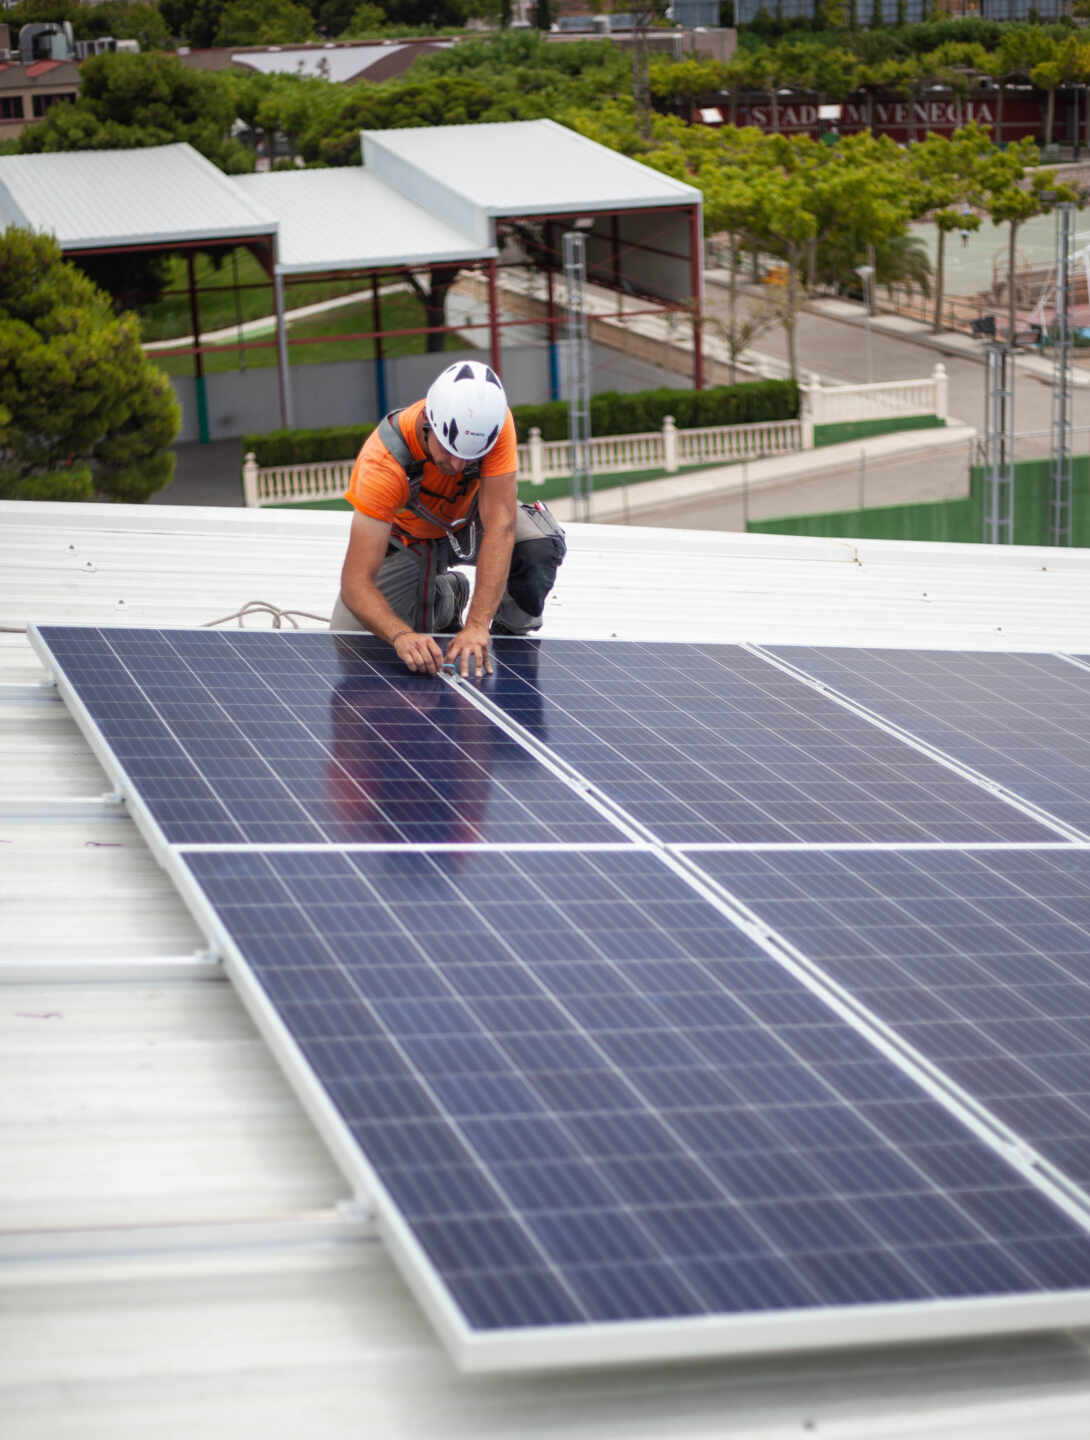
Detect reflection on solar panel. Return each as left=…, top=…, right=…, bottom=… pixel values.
left=34, top=627, right=622, bottom=847
left=765, top=647, right=1090, bottom=838
left=689, top=847, right=1090, bottom=1189
left=481, top=639, right=1056, bottom=844
left=178, top=845, right=1090, bottom=1371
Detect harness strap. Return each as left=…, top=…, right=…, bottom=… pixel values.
left=377, top=410, right=480, bottom=557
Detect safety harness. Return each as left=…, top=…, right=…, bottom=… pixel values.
left=377, top=410, right=480, bottom=562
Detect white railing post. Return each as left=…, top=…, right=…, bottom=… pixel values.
left=242, top=451, right=260, bottom=507
left=932, top=362, right=948, bottom=421
left=529, top=426, right=545, bottom=486
left=800, top=392, right=815, bottom=451
left=805, top=371, right=824, bottom=428
left=663, top=415, right=678, bottom=474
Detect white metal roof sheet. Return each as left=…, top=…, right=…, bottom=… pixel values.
left=0, top=143, right=276, bottom=250
left=362, top=117, right=703, bottom=217
left=233, top=167, right=493, bottom=273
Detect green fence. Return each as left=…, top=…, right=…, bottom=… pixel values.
left=748, top=455, right=1090, bottom=547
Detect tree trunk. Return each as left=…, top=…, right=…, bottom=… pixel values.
left=785, top=257, right=799, bottom=380
left=996, top=81, right=1004, bottom=147
left=1008, top=221, right=1018, bottom=348
left=729, top=231, right=739, bottom=384
left=771, top=88, right=779, bottom=134
left=425, top=265, right=458, bottom=353
left=1046, top=88, right=1056, bottom=147
left=933, top=227, right=946, bottom=333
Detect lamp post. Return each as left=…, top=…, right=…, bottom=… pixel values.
left=855, top=264, right=874, bottom=384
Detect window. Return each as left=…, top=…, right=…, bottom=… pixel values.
left=0, top=96, right=24, bottom=121
left=32, top=91, right=75, bottom=117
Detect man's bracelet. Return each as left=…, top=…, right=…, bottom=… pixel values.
left=390, top=628, right=412, bottom=646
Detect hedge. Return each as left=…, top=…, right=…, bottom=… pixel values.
left=242, top=379, right=800, bottom=466
left=242, top=423, right=378, bottom=469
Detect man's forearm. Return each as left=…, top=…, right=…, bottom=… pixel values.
left=341, top=579, right=416, bottom=645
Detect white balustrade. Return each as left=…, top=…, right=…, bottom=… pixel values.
left=242, top=368, right=944, bottom=507
left=804, top=363, right=947, bottom=428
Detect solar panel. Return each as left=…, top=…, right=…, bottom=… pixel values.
left=688, top=846, right=1090, bottom=1190
left=763, top=647, right=1090, bottom=839
left=175, top=844, right=1090, bottom=1373
left=477, top=639, right=1058, bottom=844
left=32, top=627, right=624, bottom=849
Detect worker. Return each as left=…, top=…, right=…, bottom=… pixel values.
left=331, top=360, right=565, bottom=678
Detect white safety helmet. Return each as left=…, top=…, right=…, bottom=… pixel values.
left=425, top=361, right=508, bottom=461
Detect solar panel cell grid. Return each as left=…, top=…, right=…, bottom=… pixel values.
left=480, top=639, right=1056, bottom=844
left=36, top=627, right=622, bottom=847
left=768, top=647, right=1090, bottom=836
left=182, top=845, right=1090, bottom=1350
left=690, top=847, right=1090, bottom=1189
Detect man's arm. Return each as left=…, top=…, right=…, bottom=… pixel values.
left=339, top=510, right=445, bottom=675
left=445, top=470, right=517, bottom=678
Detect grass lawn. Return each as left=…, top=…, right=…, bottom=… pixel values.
left=137, top=248, right=377, bottom=342
left=150, top=291, right=469, bottom=377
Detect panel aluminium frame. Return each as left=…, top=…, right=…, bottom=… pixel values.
left=163, top=841, right=1090, bottom=1375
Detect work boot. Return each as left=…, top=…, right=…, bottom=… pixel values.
left=434, top=570, right=470, bottom=632
left=491, top=593, right=543, bottom=635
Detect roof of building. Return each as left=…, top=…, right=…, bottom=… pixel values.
left=0, top=122, right=699, bottom=275
left=230, top=41, right=450, bottom=84
left=363, top=117, right=704, bottom=219
left=232, top=167, right=493, bottom=272
left=0, top=142, right=277, bottom=250
left=4, top=497, right=1090, bottom=1435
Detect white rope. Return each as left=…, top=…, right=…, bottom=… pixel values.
left=201, top=600, right=331, bottom=629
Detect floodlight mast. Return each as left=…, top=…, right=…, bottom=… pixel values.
left=1050, top=203, right=1074, bottom=548
left=983, top=342, right=1015, bottom=545
left=563, top=230, right=592, bottom=523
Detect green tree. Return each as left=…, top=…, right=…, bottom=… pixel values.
left=0, top=230, right=180, bottom=503
left=158, top=0, right=228, bottom=47
left=1030, top=34, right=1080, bottom=147
left=907, top=122, right=994, bottom=332
left=982, top=140, right=1077, bottom=345
left=16, top=52, right=252, bottom=175
left=71, top=2, right=172, bottom=51
left=214, top=0, right=315, bottom=44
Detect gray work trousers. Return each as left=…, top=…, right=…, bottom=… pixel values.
left=330, top=502, right=561, bottom=636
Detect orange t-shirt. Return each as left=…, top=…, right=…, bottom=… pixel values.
left=345, top=399, right=518, bottom=543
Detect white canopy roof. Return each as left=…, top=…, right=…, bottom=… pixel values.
left=363, top=117, right=703, bottom=219
left=0, top=142, right=276, bottom=250
left=233, top=167, right=493, bottom=273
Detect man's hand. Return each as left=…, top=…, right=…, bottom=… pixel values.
left=392, top=629, right=444, bottom=675
left=444, top=621, right=493, bottom=679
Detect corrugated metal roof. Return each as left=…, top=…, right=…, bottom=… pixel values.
left=233, top=168, right=493, bottom=273
left=5, top=499, right=1090, bottom=1436
left=0, top=143, right=277, bottom=250
left=363, top=118, right=703, bottom=217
